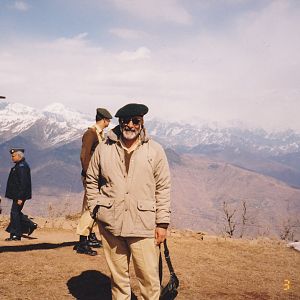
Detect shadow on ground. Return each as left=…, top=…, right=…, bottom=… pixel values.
left=0, top=241, right=76, bottom=252
left=67, top=270, right=111, bottom=300
left=67, top=270, right=138, bottom=300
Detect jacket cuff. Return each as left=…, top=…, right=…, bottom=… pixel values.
left=156, top=223, right=169, bottom=229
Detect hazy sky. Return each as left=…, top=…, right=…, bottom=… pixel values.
left=0, top=0, right=299, bottom=131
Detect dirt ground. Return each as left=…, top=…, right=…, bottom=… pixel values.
left=0, top=227, right=300, bottom=300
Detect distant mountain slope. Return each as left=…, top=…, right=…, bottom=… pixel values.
left=170, top=154, right=300, bottom=238
left=1, top=100, right=300, bottom=238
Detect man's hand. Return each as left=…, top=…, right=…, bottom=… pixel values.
left=155, top=227, right=167, bottom=245
left=17, top=200, right=23, bottom=206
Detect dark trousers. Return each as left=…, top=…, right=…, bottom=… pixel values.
left=10, top=199, right=25, bottom=237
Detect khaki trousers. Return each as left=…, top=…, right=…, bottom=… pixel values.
left=98, top=223, right=160, bottom=300
left=76, top=177, right=96, bottom=236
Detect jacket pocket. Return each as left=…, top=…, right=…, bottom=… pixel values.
left=137, top=200, right=156, bottom=230
left=96, top=198, right=115, bottom=226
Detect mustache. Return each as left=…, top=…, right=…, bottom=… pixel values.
left=123, top=126, right=137, bottom=132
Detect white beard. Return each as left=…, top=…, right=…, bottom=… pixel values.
left=122, top=127, right=140, bottom=140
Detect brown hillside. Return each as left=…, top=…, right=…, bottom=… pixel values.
left=1, top=154, right=300, bottom=240
left=170, top=154, right=300, bottom=238
left=0, top=218, right=299, bottom=300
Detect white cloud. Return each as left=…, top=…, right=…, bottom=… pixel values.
left=73, top=32, right=89, bottom=40
left=12, top=1, right=29, bottom=11
left=117, top=47, right=151, bottom=61
left=109, top=28, right=145, bottom=39
left=1, top=1, right=300, bottom=131
left=112, top=0, right=192, bottom=25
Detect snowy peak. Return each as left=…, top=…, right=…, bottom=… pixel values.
left=0, top=101, right=89, bottom=147
left=0, top=101, right=43, bottom=137
left=42, top=102, right=93, bottom=130
left=147, top=119, right=300, bottom=155
left=1, top=101, right=300, bottom=155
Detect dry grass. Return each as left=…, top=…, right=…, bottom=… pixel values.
left=65, top=212, right=81, bottom=221
left=0, top=227, right=299, bottom=299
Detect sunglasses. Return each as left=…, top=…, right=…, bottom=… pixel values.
left=120, top=117, right=143, bottom=126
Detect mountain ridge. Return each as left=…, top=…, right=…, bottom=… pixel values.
left=1, top=100, right=300, bottom=239
left=2, top=100, right=300, bottom=154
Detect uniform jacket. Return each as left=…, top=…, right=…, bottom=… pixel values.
left=5, top=159, right=32, bottom=200
left=86, top=125, right=171, bottom=238
left=80, top=125, right=104, bottom=177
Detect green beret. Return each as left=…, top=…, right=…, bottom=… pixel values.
left=96, top=108, right=112, bottom=119
left=115, top=103, right=149, bottom=118
left=10, top=148, right=25, bottom=154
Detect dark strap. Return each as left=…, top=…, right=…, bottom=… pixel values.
left=163, top=239, right=176, bottom=275
left=159, top=239, right=175, bottom=285
left=159, top=244, right=163, bottom=285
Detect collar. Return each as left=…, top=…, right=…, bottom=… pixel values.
left=120, top=136, right=141, bottom=153
left=94, top=124, right=103, bottom=134
left=90, top=123, right=104, bottom=141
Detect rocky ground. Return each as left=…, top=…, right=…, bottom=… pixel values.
left=0, top=215, right=300, bottom=299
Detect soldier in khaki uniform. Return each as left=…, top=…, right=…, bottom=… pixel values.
left=74, top=108, right=112, bottom=256
left=86, top=103, right=171, bottom=299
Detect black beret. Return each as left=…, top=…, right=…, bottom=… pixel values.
left=96, top=108, right=112, bottom=119
left=115, top=103, right=149, bottom=118
left=10, top=148, right=25, bottom=154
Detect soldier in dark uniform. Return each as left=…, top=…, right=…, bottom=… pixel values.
left=5, top=148, right=35, bottom=241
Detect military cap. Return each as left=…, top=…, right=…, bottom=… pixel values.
left=96, top=108, right=112, bottom=119
left=9, top=148, right=25, bottom=154
left=115, top=103, right=149, bottom=118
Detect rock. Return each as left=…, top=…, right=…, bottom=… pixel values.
left=287, top=241, right=300, bottom=252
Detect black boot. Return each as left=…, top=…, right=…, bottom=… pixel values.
left=5, top=235, right=21, bottom=241
left=88, top=232, right=102, bottom=248
left=74, top=236, right=97, bottom=256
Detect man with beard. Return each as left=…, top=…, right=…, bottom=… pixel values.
left=86, top=103, right=171, bottom=300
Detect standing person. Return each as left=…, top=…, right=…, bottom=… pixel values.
left=86, top=103, right=171, bottom=299
left=74, top=108, right=112, bottom=256
left=5, top=148, right=34, bottom=241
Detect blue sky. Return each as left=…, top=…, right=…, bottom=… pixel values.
left=0, top=0, right=300, bottom=130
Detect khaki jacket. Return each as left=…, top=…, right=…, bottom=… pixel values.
left=86, top=126, right=171, bottom=237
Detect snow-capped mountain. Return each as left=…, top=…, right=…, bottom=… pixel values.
left=0, top=101, right=43, bottom=139
left=43, top=102, right=93, bottom=130
left=1, top=100, right=300, bottom=156
left=147, top=119, right=300, bottom=156
left=0, top=100, right=93, bottom=148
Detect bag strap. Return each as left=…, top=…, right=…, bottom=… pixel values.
left=163, top=239, right=176, bottom=275
left=159, top=244, right=163, bottom=285
left=159, top=239, right=176, bottom=285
